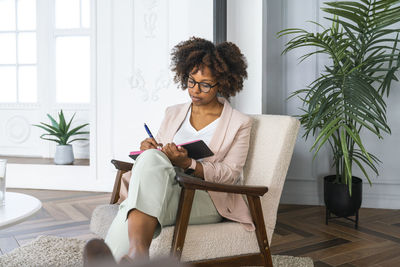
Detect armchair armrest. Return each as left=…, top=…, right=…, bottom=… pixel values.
left=111, top=159, right=133, bottom=171
left=110, top=159, right=134, bottom=204
left=175, top=171, right=268, bottom=197
left=171, top=172, right=272, bottom=264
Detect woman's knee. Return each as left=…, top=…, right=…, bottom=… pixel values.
left=137, top=149, right=169, bottom=164
left=133, top=149, right=175, bottom=183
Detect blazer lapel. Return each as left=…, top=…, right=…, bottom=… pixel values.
left=208, top=97, right=233, bottom=157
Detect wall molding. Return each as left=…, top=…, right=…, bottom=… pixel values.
left=7, top=163, right=113, bottom=192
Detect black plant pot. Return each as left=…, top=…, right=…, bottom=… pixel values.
left=324, top=175, right=362, bottom=228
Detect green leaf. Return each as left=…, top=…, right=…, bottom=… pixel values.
left=65, top=124, right=89, bottom=141
left=352, top=157, right=372, bottom=186
left=311, top=116, right=342, bottom=151
left=313, top=123, right=341, bottom=158
left=33, top=124, right=56, bottom=134
left=59, top=110, right=66, bottom=134
left=325, top=17, right=361, bottom=33
left=37, top=123, right=66, bottom=137
left=39, top=136, right=61, bottom=144
left=47, top=114, right=59, bottom=129
left=353, top=150, right=380, bottom=175
left=279, top=0, right=400, bottom=189
left=342, top=124, right=373, bottom=164
left=324, top=2, right=368, bottom=17
left=65, top=113, right=76, bottom=133
left=70, top=131, right=90, bottom=135
left=67, top=138, right=89, bottom=144
left=322, top=8, right=365, bottom=27
left=326, top=1, right=369, bottom=12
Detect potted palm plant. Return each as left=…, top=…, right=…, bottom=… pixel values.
left=278, top=0, right=400, bottom=227
left=33, top=110, right=89, bottom=165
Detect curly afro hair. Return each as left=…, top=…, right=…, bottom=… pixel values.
left=170, top=37, right=247, bottom=99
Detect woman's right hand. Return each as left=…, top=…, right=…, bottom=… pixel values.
left=140, top=138, right=163, bottom=151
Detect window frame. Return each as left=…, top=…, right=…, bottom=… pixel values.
left=0, top=0, right=95, bottom=110
left=0, top=0, right=96, bottom=161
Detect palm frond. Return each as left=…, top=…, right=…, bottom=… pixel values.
left=279, top=0, right=400, bottom=190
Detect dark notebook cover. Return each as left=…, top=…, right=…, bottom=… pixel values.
left=129, top=139, right=214, bottom=160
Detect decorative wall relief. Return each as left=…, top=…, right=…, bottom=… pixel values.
left=129, top=68, right=148, bottom=101
left=144, top=13, right=157, bottom=38
left=129, top=68, right=171, bottom=102
left=5, top=116, right=31, bottom=144
left=152, top=69, right=171, bottom=101
left=143, top=0, right=160, bottom=38
left=129, top=0, right=171, bottom=102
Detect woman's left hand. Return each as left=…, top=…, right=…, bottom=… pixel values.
left=161, top=143, right=191, bottom=169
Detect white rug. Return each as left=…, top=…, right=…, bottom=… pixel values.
left=0, top=235, right=314, bottom=267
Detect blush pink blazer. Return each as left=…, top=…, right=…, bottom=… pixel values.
left=156, top=97, right=255, bottom=231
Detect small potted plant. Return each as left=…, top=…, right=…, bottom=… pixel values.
left=33, top=110, right=89, bottom=165
left=278, top=0, right=400, bottom=227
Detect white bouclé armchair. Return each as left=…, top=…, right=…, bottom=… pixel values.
left=90, top=115, right=300, bottom=266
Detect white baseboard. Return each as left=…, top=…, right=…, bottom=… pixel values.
left=6, top=163, right=114, bottom=192
left=281, top=178, right=400, bottom=209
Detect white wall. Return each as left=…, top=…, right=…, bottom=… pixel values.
left=227, top=0, right=263, bottom=115
left=278, top=0, right=400, bottom=209
left=95, top=0, right=214, bottom=188
left=7, top=0, right=213, bottom=191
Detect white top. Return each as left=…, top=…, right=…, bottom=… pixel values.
left=0, top=192, right=42, bottom=229
left=173, top=107, right=220, bottom=148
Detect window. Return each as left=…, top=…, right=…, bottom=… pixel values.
left=54, top=0, right=92, bottom=103
left=0, top=0, right=92, bottom=104
left=0, top=0, right=94, bottom=159
left=0, top=0, right=37, bottom=103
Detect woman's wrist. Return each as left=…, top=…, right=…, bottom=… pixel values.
left=184, top=159, right=196, bottom=175
left=183, top=158, right=193, bottom=170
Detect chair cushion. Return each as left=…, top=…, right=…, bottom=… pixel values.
left=245, top=115, right=300, bottom=243
left=90, top=204, right=259, bottom=261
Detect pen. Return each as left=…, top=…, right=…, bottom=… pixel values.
left=144, top=123, right=154, bottom=138
left=144, top=123, right=162, bottom=149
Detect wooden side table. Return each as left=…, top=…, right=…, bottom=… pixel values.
left=0, top=192, right=42, bottom=229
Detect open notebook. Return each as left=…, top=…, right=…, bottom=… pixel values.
left=129, top=139, right=214, bottom=160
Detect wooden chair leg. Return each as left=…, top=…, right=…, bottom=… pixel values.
left=247, top=195, right=273, bottom=267
left=170, top=187, right=195, bottom=259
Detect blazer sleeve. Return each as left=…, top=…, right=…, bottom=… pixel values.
left=201, top=118, right=252, bottom=185
left=155, top=106, right=171, bottom=145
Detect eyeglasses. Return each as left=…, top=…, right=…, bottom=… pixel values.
left=187, top=77, right=219, bottom=93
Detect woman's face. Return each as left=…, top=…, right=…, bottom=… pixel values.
left=187, top=66, right=219, bottom=107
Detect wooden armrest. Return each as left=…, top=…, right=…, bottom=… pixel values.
left=111, top=159, right=133, bottom=171
left=110, top=159, right=134, bottom=204
left=171, top=173, right=272, bottom=262
left=175, top=172, right=268, bottom=197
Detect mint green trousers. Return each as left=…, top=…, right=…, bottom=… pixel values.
left=104, top=149, right=222, bottom=261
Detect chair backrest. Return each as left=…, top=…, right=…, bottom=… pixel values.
left=243, top=115, right=300, bottom=242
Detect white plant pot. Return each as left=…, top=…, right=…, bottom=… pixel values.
left=54, top=144, right=74, bottom=165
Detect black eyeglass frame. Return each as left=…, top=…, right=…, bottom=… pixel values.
left=186, top=76, right=219, bottom=93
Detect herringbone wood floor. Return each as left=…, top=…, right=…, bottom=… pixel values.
left=1, top=189, right=400, bottom=266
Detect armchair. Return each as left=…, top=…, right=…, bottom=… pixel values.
left=90, top=115, right=300, bottom=266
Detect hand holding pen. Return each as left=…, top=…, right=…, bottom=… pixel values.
left=140, top=123, right=163, bottom=150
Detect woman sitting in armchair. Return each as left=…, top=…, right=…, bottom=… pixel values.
left=85, top=37, right=255, bottom=265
